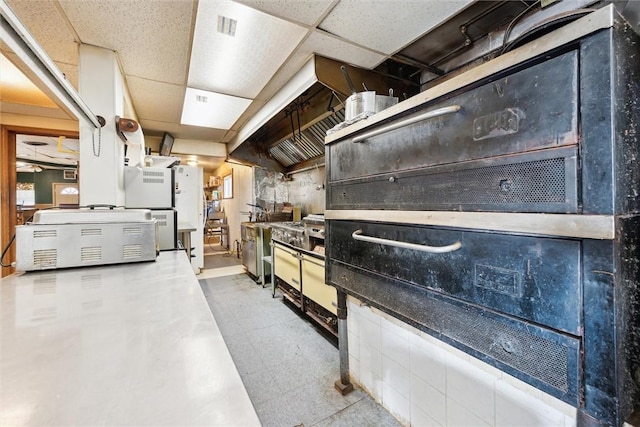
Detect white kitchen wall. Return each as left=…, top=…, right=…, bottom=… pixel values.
left=217, top=163, right=253, bottom=251
left=346, top=296, right=577, bottom=427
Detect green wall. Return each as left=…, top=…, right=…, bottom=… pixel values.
left=17, top=170, right=77, bottom=204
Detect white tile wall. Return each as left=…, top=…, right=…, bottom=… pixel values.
left=346, top=297, right=578, bottom=427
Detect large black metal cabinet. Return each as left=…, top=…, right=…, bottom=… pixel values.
left=325, top=7, right=640, bottom=426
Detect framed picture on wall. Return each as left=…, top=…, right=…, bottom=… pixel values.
left=223, top=170, right=233, bottom=199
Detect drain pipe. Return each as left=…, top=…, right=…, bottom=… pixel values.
left=334, top=289, right=354, bottom=395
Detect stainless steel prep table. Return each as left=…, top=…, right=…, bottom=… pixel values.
left=0, top=251, right=259, bottom=426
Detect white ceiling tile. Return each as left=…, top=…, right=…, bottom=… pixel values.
left=251, top=51, right=310, bottom=102
left=305, top=29, right=386, bottom=69
left=188, top=0, right=308, bottom=99
left=2, top=101, right=74, bottom=121
left=58, top=0, right=193, bottom=85
left=141, top=120, right=230, bottom=142
left=234, top=0, right=336, bottom=27
left=56, top=62, right=78, bottom=90
left=319, top=0, right=473, bottom=55
left=16, top=134, right=79, bottom=166
left=250, top=29, right=385, bottom=106
left=6, top=0, right=79, bottom=65
left=127, top=77, right=185, bottom=123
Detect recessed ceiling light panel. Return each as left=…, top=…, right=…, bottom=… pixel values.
left=181, top=87, right=252, bottom=129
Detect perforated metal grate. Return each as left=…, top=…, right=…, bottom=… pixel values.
left=330, top=156, right=573, bottom=212
left=421, top=157, right=566, bottom=205
left=440, top=303, right=569, bottom=392
left=331, top=262, right=575, bottom=395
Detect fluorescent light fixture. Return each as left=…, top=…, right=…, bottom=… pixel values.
left=181, top=87, right=251, bottom=129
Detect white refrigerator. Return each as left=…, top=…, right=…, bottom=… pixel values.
left=174, top=165, right=204, bottom=274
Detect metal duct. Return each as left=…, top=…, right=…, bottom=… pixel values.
left=231, top=55, right=402, bottom=171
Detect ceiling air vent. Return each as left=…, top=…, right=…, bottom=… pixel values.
left=217, top=16, right=237, bottom=37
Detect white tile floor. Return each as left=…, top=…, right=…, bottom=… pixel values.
left=198, top=255, right=401, bottom=427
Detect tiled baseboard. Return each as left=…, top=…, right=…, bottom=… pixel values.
left=346, top=296, right=577, bottom=427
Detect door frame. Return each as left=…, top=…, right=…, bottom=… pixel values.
left=52, top=182, right=80, bottom=207
left=1, top=125, right=79, bottom=277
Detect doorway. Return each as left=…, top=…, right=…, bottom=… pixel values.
left=1, top=125, right=79, bottom=277
left=52, top=182, right=80, bottom=207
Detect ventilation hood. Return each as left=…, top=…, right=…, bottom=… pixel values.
left=229, top=55, right=406, bottom=172
left=228, top=1, right=601, bottom=173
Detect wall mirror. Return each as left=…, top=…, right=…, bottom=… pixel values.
left=223, top=170, right=233, bottom=199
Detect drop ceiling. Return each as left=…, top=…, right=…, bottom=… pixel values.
left=4, top=0, right=601, bottom=173
left=15, top=134, right=79, bottom=171
left=0, top=0, right=474, bottom=171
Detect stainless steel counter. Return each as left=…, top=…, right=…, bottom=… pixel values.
left=0, top=251, right=260, bottom=426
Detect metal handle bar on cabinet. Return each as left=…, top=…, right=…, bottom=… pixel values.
left=351, top=229, right=462, bottom=253
left=352, top=105, right=461, bottom=143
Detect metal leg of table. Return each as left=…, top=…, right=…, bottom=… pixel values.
left=179, top=230, right=192, bottom=260
left=262, top=255, right=273, bottom=290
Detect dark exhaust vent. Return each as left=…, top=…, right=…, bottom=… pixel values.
left=269, top=110, right=345, bottom=167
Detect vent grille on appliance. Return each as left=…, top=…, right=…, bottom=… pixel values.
left=81, top=246, right=102, bottom=262
left=269, top=111, right=345, bottom=167
left=81, top=228, right=102, bottom=236
left=406, top=157, right=567, bottom=205
left=443, top=306, right=569, bottom=392
left=34, top=230, right=57, bottom=238
left=153, top=214, right=167, bottom=227
left=331, top=156, right=571, bottom=211
left=142, top=170, right=166, bottom=184
left=332, top=262, right=576, bottom=397
left=33, top=249, right=57, bottom=268
left=123, top=227, right=142, bottom=235
left=123, top=244, right=142, bottom=259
